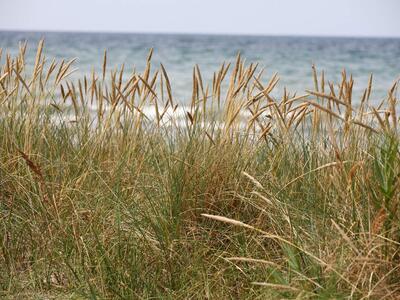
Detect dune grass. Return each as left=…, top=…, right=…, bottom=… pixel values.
left=0, top=41, right=400, bottom=299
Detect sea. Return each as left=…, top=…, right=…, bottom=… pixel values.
left=0, top=31, right=399, bottom=104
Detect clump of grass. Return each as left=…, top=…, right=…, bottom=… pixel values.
left=0, top=40, right=399, bottom=299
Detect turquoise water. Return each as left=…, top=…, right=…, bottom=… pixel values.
left=0, top=31, right=399, bottom=103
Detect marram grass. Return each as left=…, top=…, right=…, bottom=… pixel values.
left=0, top=41, right=399, bottom=299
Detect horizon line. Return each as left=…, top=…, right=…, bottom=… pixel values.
left=1, top=28, right=400, bottom=40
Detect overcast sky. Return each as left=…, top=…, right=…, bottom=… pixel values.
left=0, top=0, right=399, bottom=37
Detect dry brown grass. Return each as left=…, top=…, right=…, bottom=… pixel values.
left=0, top=40, right=399, bottom=299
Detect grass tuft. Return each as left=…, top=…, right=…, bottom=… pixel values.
left=0, top=41, right=399, bottom=299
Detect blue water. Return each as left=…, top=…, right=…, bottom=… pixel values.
left=1, top=31, right=399, bottom=103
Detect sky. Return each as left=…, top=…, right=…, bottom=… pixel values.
left=0, top=0, right=399, bottom=37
